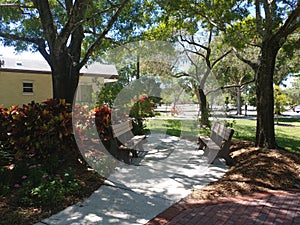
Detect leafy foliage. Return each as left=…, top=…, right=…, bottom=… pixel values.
left=94, top=105, right=112, bottom=141
left=285, top=76, right=300, bottom=106
left=274, top=85, right=291, bottom=115
left=0, top=99, right=74, bottom=160
left=0, top=99, right=112, bottom=209
left=0, top=0, right=161, bottom=102
left=129, top=95, right=156, bottom=134
left=129, top=95, right=155, bottom=118
left=11, top=160, right=81, bottom=208
left=0, top=99, right=115, bottom=165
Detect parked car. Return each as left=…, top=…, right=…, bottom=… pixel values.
left=294, top=104, right=300, bottom=113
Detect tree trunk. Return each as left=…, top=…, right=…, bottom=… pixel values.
left=198, top=88, right=210, bottom=127
left=51, top=53, right=80, bottom=105
left=236, top=87, right=242, bottom=115
left=255, top=39, right=280, bottom=148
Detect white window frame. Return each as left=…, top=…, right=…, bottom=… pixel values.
left=22, top=81, right=34, bottom=95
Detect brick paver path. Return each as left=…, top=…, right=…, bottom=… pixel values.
left=146, top=190, right=300, bottom=225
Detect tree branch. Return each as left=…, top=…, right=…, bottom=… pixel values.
left=79, top=0, right=130, bottom=68
left=58, top=1, right=119, bottom=60
left=232, top=47, right=259, bottom=71
left=184, top=48, right=206, bottom=60
left=0, top=31, right=50, bottom=64
left=262, top=0, right=273, bottom=34
left=180, top=35, right=209, bottom=51
left=0, top=32, right=42, bottom=45
left=32, top=0, right=57, bottom=51
left=255, top=0, right=264, bottom=36
left=211, top=48, right=233, bottom=68
left=276, top=4, right=300, bottom=40
left=206, top=77, right=255, bottom=95
left=0, top=3, right=35, bottom=9
left=59, top=0, right=88, bottom=49
left=172, top=71, right=198, bottom=81
left=193, top=9, right=226, bottom=32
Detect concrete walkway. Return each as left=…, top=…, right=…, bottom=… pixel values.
left=35, top=133, right=228, bottom=225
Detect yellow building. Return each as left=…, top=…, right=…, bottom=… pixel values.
left=0, top=56, right=118, bottom=107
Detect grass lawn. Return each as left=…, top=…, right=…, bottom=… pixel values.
left=146, top=117, right=300, bottom=153
left=145, top=119, right=200, bottom=139
left=232, top=118, right=300, bottom=153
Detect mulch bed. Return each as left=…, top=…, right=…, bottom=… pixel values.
left=185, top=140, right=300, bottom=201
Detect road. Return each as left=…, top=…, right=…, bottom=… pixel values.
left=154, top=104, right=300, bottom=119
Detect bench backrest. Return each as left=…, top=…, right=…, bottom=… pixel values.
left=112, top=120, right=133, bottom=138
left=210, top=122, right=234, bottom=147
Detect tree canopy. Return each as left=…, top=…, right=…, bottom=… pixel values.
left=151, top=0, right=300, bottom=148
left=0, top=0, right=158, bottom=103
left=0, top=0, right=299, bottom=149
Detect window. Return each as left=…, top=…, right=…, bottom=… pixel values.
left=23, top=81, right=33, bottom=95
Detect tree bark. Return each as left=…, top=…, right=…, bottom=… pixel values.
left=236, top=87, right=242, bottom=115
left=255, top=38, right=280, bottom=148
left=33, top=0, right=88, bottom=104
left=50, top=53, right=81, bottom=104
left=198, top=88, right=210, bottom=127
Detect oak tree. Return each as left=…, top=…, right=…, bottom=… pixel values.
left=0, top=0, right=150, bottom=104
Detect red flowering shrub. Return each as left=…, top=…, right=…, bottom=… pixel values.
left=129, top=95, right=155, bottom=119
left=0, top=100, right=114, bottom=210
left=0, top=99, right=113, bottom=164
left=0, top=107, right=12, bottom=165
left=129, top=95, right=155, bottom=134
left=94, top=105, right=112, bottom=141
left=72, top=104, right=94, bottom=143
left=2, top=99, right=74, bottom=161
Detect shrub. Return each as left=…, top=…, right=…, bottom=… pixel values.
left=129, top=96, right=155, bottom=119
left=13, top=159, right=81, bottom=208
left=129, top=96, right=155, bottom=134
left=0, top=107, right=12, bottom=164
left=0, top=99, right=112, bottom=208
left=94, top=105, right=112, bottom=141
left=3, top=99, right=75, bottom=161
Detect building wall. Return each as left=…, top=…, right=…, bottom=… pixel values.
left=0, top=71, right=106, bottom=107
left=75, top=76, right=104, bottom=104
left=0, top=71, right=53, bottom=107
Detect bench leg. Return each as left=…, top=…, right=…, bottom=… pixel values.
left=132, top=142, right=146, bottom=158
left=131, top=149, right=138, bottom=158
left=119, top=150, right=131, bottom=164
left=217, top=147, right=234, bottom=166
left=108, top=139, right=132, bottom=164
left=198, top=137, right=207, bottom=150
left=219, top=154, right=234, bottom=166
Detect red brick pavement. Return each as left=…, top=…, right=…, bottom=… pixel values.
left=146, top=189, right=300, bottom=225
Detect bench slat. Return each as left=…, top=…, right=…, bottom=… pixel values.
left=199, top=122, right=234, bottom=165
left=111, top=119, right=146, bottom=164
left=112, top=121, right=132, bottom=137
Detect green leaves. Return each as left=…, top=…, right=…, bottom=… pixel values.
left=224, top=16, right=259, bottom=49
left=0, top=99, right=72, bottom=159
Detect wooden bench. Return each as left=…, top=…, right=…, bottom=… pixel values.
left=111, top=119, right=146, bottom=164
left=198, top=122, right=234, bottom=165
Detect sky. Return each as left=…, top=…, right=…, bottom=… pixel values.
left=0, top=45, right=44, bottom=60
